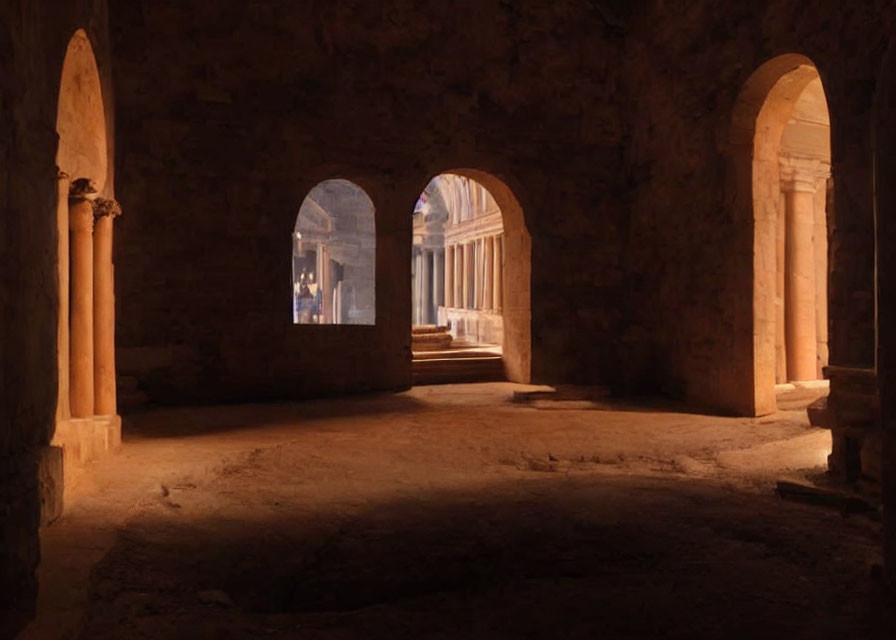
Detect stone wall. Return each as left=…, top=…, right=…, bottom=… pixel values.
left=621, top=1, right=893, bottom=412
left=0, top=1, right=114, bottom=634
left=109, top=1, right=632, bottom=403
left=109, top=0, right=893, bottom=415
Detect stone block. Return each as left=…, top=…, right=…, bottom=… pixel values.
left=37, top=446, right=64, bottom=527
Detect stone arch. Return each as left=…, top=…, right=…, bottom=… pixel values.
left=415, top=169, right=531, bottom=383
left=56, top=29, right=108, bottom=191
left=293, top=179, right=376, bottom=325
left=50, top=29, right=119, bottom=505
left=729, top=54, right=832, bottom=415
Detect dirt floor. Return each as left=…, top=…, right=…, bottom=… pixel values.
left=19, top=383, right=895, bottom=639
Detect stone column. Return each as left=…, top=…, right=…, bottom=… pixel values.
left=472, top=239, right=480, bottom=309
left=69, top=179, right=98, bottom=418
left=454, top=244, right=463, bottom=309
left=433, top=249, right=444, bottom=313
left=776, top=191, right=787, bottom=383
left=484, top=236, right=494, bottom=311
left=780, top=157, right=826, bottom=382
left=493, top=234, right=503, bottom=311
left=55, top=172, right=72, bottom=423
left=412, top=250, right=421, bottom=324
left=92, top=198, right=121, bottom=417
left=463, top=242, right=472, bottom=309
left=444, top=245, right=454, bottom=309
left=814, top=174, right=831, bottom=378
left=422, top=249, right=432, bottom=325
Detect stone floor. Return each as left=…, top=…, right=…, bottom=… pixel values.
left=20, top=383, right=894, bottom=639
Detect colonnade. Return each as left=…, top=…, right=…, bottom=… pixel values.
left=443, top=233, right=503, bottom=312
left=777, top=156, right=830, bottom=382
left=62, top=176, right=121, bottom=420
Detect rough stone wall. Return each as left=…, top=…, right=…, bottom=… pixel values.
left=621, top=1, right=893, bottom=410
left=0, top=1, right=113, bottom=634
left=109, top=1, right=632, bottom=403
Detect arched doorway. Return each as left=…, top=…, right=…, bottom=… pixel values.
left=731, top=55, right=832, bottom=415
left=52, top=29, right=119, bottom=500
left=410, top=170, right=530, bottom=384
left=292, top=179, right=376, bottom=325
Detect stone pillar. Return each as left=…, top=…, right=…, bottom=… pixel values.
left=780, top=157, right=826, bottom=382
left=69, top=179, right=98, bottom=418
left=422, top=249, right=432, bottom=325
left=92, top=198, right=121, bottom=416
left=454, top=244, right=464, bottom=309
left=433, top=249, right=444, bottom=313
left=55, top=172, right=72, bottom=423
left=472, top=239, right=480, bottom=310
left=484, top=236, right=494, bottom=311
left=412, top=250, right=421, bottom=324
left=493, top=234, right=503, bottom=311
left=463, top=242, right=472, bottom=309
left=776, top=191, right=787, bottom=383
left=814, top=175, right=831, bottom=378
left=444, top=245, right=454, bottom=309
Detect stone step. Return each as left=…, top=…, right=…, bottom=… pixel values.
left=411, top=325, right=449, bottom=335
left=412, top=355, right=505, bottom=385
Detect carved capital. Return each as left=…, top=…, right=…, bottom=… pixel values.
left=92, top=198, right=122, bottom=221
left=779, top=155, right=831, bottom=193
left=69, top=177, right=99, bottom=201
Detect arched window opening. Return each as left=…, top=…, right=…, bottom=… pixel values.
left=412, top=174, right=504, bottom=347
left=755, top=65, right=831, bottom=395
left=410, top=172, right=525, bottom=385
left=293, top=179, right=375, bottom=325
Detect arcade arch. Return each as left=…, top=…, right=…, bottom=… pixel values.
left=410, top=170, right=531, bottom=384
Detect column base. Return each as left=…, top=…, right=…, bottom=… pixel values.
left=52, top=414, right=121, bottom=469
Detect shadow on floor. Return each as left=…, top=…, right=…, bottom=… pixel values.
left=78, top=474, right=892, bottom=639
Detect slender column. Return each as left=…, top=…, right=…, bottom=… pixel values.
left=484, top=236, right=494, bottom=311
left=454, top=244, right=463, bottom=309
left=814, top=174, right=831, bottom=378
left=462, top=242, right=472, bottom=309
left=473, top=239, right=480, bottom=310
left=493, top=234, right=503, bottom=311
left=69, top=179, right=98, bottom=418
left=780, top=157, right=824, bottom=382
left=56, top=172, right=72, bottom=423
left=413, top=250, right=421, bottom=324
left=433, top=249, right=444, bottom=313
left=319, top=244, right=331, bottom=323
left=422, top=249, right=432, bottom=324
left=92, top=198, right=121, bottom=416
left=776, top=191, right=787, bottom=382
left=444, top=245, right=454, bottom=309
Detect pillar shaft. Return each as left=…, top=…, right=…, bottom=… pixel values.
left=422, top=250, right=432, bottom=325
left=462, top=243, right=472, bottom=309
left=814, top=177, right=830, bottom=378
left=776, top=191, right=787, bottom=383
left=484, top=236, right=494, bottom=311
left=783, top=183, right=818, bottom=381
left=55, top=173, right=71, bottom=423
left=93, top=212, right=117, bottom=415
left=493, top=235, right=503, bottom=311
left=454, top=244, right=463, bottom=309
left=433, top=249, right=444, bottom=314
left=69, top=198, right=95, bottom=418
left=444, top=245, right=454, bottom=309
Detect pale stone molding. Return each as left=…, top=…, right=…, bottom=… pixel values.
left=779, top=155, right=831, bottom=193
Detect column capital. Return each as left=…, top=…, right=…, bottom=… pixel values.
left=779, top=155, right=831, bottom=193
left=93, top=198, right=122, bottom=221
left=69, top=177, right=99, bottom=201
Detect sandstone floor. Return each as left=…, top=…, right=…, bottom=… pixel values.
left=20, top=383, right=894, bottom=639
